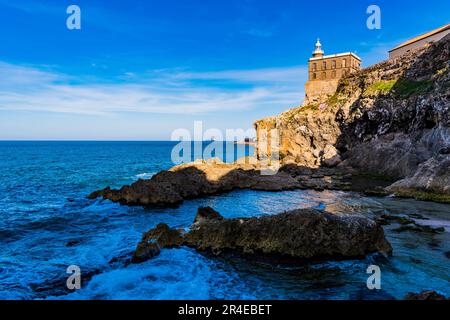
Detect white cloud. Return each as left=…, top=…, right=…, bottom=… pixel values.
left=0, top=62, right=307, bottom=116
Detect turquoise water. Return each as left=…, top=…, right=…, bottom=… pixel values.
left=0, top=141, right=448, bottom=300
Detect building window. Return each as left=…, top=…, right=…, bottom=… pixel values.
left=342, top=59, right=347, bottom=68
left=332, top=60, right=336, bottom=69
left=332, top=70, right=336, bottom=78
left=312, top=73, right=317, bottom=80
left=312, top=63, right=317, bottom=71
left=322, top=61, right=327, bottom=70
left=322, top=72, right=326, bottom=80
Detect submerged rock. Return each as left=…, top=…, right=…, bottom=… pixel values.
left=132, top=223, right=184, bottom=263
left=132, top=207, right=392, bottom=263
left=375, top=214, right=415, bottom=226
left=405, top=290, right=448, bottom=300
left=192, top=206, right=224, bottom=227
left=392, top=224, right=445, bottom=234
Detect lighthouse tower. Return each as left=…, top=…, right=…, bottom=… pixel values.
left=304, top=39, right=361, bottom=105
left=312, top=39, right=324, bottom=58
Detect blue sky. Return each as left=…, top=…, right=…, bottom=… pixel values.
left=0, top=0, right=448, bottom=140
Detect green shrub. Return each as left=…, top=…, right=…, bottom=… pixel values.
left=364, top=79, right=432, bottom=98
left=364, top=80, right=397, bottom=96
left=394, top=79, right=432, bottom=98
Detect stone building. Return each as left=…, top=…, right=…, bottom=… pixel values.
left=304, top=39, right=361, bottom=105
left=389, top=23, right=450, bottom=59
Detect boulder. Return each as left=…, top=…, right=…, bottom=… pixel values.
left=192, top=206, right=224, bottom=227
left=405, top=290, right=448, bottom=300
left=185, top=208, right=392, bottom=259
left=386, top=154, right=450, bottom=203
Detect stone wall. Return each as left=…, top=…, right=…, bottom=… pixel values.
left=304, top=79, right=339, bottom=105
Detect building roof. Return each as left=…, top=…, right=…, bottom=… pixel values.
left=309, top=52, right=361, bottom=62
left=389, top=23, right=450, bottom=52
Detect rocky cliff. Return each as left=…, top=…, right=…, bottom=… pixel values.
left=254, top=34, right=450, bottom=200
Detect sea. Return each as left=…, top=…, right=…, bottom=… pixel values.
left=0, top=141, right=448, bottom=300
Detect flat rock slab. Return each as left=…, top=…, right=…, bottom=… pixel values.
left=88, top=159, right=363, bottom=207
left=88, top=159, right=300, bottom=206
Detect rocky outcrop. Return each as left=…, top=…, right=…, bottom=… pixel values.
left=132, top=207, right=392, bottom=263
left=89, top=157, right=368, bottom=206
left=133, top=223, right=184, bottom=263
left=405, top=290, right=448, bottom=300
left=386, top=154, right=450, bottom=202
left=88, top=158, right=300, bottom=206
left=254, top=34, right=450, bottom=199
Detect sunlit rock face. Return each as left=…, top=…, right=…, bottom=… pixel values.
left=132, top=207, right=393, bottom=263
left=254, top=34, right=450, bottom=197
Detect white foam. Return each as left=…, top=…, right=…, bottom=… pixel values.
left=135, top=172, right=154, bottom=180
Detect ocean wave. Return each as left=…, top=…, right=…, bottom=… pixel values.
left=135, top=172, right=155, bottom=180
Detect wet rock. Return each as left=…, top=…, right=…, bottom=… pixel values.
left=403, top=243, right=419, bottom=249
left=132, top=223, right=185, bottom=263
left=133, top=207, right=393, bottom=263
left=428, top=239, right=441, bottom=249
left=407, top=213, right=429, bottom=220
left=192, top=206, right=224, bottom=227
left=88, top=161, right=300, bottom=207
left=393, top=224, right=445, bottom=234
left=185, top=208, right=392, bottom=260
left=375, top=214, right=415, bottom=226
left=363, top=186, right=390, bottom=197
left=405, top=290, right=448, bottom=300
left=88, top=160, right=362, bottom=208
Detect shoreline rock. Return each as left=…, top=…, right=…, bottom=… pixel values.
left=88, top=158, right=301, bottom=207
left=132, top=207, right=393, bottom=264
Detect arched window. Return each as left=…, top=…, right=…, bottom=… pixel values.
left=312, top=73, right=317, bottom=80
left=312, top=63, right=317, bottom=71
left=322, top=61, right=327, bottom=70
left=322, top=72, right=326, bottom=80
left=332, top=70, right=336, bottom=78
left=332, top=60, right=336, bottom=69
left=342, top=59, right=347, bottom=68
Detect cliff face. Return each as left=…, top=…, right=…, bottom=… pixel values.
left=254, top=34, right=450, bottom=196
